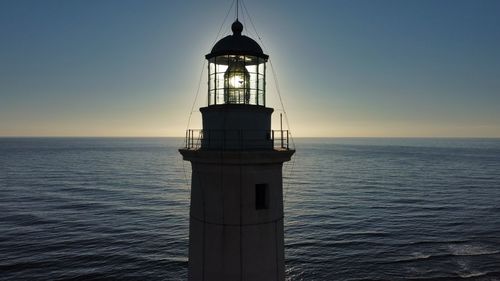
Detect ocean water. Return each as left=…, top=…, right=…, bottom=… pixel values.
left=1, top=137, right=500, bottom=281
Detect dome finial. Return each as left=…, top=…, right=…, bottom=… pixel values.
left=236, top=0, right=239, bottom=20
left=232, top=20, right=243, bottom=36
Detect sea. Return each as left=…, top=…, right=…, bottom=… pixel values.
left=1, top=137, right=499, bottom=281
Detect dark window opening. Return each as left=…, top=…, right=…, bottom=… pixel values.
left=255, top=184, right=269, bottom=210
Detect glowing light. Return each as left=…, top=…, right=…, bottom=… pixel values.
left=228, top=74, right=245, bottom=88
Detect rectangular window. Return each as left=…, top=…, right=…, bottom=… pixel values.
left=255, top=184, right=269, bottom=210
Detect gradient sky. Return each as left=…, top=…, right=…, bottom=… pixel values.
left=1, top=0, right=499, bottom=137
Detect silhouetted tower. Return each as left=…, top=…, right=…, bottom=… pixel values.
left=180, top=19, right=294, bottom=281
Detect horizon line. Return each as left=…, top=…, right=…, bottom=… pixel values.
left=1, top=135, right=500, bottom=139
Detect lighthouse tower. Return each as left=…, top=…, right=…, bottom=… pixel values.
left=180, top=19, right=294, bottom=281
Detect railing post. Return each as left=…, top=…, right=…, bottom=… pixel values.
left=198, top=130, right=202, bottom=148
left=281, top=130, right=284, bottom=149
left=287, top=130, right=289, bottom=149
left=272, top=130, right=275, bottom=148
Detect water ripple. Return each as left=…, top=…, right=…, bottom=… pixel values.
left=1, top=137, right=500, bottom=280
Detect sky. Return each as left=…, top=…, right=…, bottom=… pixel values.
left=1, top=0, right=499, bottom=137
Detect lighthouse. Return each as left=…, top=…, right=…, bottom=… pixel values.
left=179, top=18, right=294, bottom=281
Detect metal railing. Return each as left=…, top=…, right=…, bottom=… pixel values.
left=183, top=129, right=292, bottom=151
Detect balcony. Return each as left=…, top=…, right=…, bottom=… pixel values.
left=183, top=129, right=292, bottom=151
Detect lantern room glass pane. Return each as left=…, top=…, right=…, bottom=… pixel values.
left=207, top=55, right=267, bottom=106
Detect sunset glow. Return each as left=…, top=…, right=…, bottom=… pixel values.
left=1, top=0, right=499, bottom=137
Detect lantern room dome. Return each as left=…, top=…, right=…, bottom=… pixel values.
left=206, top=20, right=268, bottom=59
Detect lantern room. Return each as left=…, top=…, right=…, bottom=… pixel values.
left=206, top=20, right=268, bottom=106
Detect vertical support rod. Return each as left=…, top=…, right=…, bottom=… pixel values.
left=214, top=57, right=217, bottom=105
left=287, top=130, right=289, bottom=150
left=280, top=113, right=284, bottom=149
left=256, top=60, right=259, bottom=105
left=263, top=62, right=266, bottom=107
left=272, top=130, right=275, bottom=148
left=208, top=62, right=210, bottom=105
